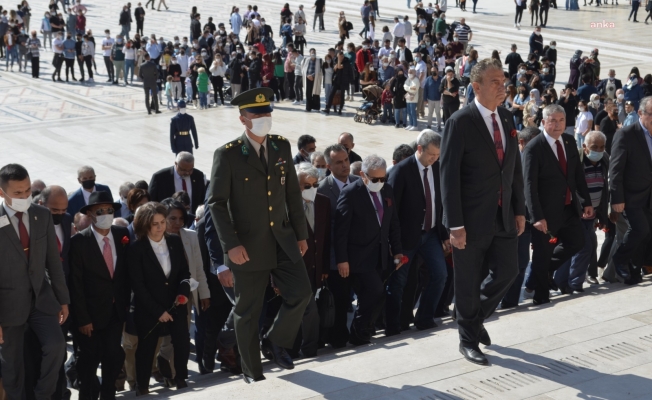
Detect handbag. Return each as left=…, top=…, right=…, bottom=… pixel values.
left=332, top=90, right=342, bottom=106
left=315, top=281, right=335, bottom=328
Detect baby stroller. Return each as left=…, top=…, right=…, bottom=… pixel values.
left=353, top=85, right=382, bottom=124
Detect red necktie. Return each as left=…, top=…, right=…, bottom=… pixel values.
left=423, top=168, right=432, bottom=232
left=182, top=178, right=188, bottom=192
left=15, top=212, right=30, bottom=260
left=491, top=113, right=504, bottom=206
left=103, top=237, right=114, bottom=279
left=555, top=140, right=572, bottom=205
left=56, top=235, right=63, bottom=262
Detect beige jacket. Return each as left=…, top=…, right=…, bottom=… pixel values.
left=179, top=228, right=210, bottom=313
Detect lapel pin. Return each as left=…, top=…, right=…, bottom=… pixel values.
left=281, top=177, right=286, bottom=185
left=34, top=216, right=37, bottom=220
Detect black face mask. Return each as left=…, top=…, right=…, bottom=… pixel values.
left=81, top=180, right=95, bottom=190
left=52, top=213, right=64, bottom=225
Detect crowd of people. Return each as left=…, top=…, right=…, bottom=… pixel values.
left=1, top=0, right=652, bottom=399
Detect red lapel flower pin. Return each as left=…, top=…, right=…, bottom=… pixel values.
left=121, top=236, right=130, bottom=245
left=510, top=129, right=518, bottom=138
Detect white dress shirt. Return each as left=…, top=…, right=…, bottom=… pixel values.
left=474, top=98, right=506, bottom=150
left=173, top=168, right=192, bottom=200
left=393, top=22, right=405, bottom=38
left=82, top=185, right=96, bottom=205
left=334, top=176, right=351, bottom=192
left=415, top=154, right=436, bottom=229
left=91, top=225, right=117, bottom=270
left=543, top=130, right=568, bottom=161
left=149, top=236, right=171, bottom=278
left=2, top=202, right=30, bottom=237
left=54, top=223, right=64, bottom=247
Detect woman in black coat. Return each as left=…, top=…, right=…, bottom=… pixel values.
left=129, top=202, right=191, bottom=395
left=599, top=107, right=620, bottom=155
left=323, top=51, right=352, bottom=115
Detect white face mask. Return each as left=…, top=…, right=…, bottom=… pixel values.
left=316, top=168, right=327, bottom=178
left=366, top=180, right=384, bottom=193
left=3, top=191, right=32, bottom=213
left=179, top=108, right=187, bottom=114
left=369, top=67, right=374, bottom=71
left=617, top=94, right=624, bottom=100
left=302, top=187, right=317, bottom=202
left=94, top=214, right=113, bottom=230
left=246, top=116, right=272, bottom=137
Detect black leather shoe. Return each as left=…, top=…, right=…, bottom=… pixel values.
left=459, top=344, right=488, bottom=365
left=615, top=263, right=631, bottom=280
left=478, top=327, right=491, bottom=346
left=548, top=277, right=559, bottom=291
left=384, top=328, right=401, bottom=337
left=202, top=352, right=215, bottom=373
left=174, top=378, right=188, bottom=389
left=560, top=286, right=573, bottom=295
left=533, top=298, right=551, bottom=305
left=135, top=386, right=149, bottom=396
left=414, top=321, right=438, bottom=330
left=243, top=374, right=266, bottom=384
left=501, top=302, right=518, bottom=309
left=261, top=337, right=294, bottom=370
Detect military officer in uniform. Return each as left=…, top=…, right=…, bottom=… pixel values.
left=170, top=100, right=199, bottom=155
left=207, top=87, right=312, bottom=384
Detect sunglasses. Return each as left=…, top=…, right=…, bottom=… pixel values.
left=365, top=174, right=387, bottom=183
left=303, top=183, right=319, bottom=190
left=94, top=208, right=115, bottom=216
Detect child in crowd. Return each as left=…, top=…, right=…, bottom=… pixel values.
left=165, top=75, right=173, bottom=109
left=185, top=75, right=193, bottom=102
left=381, top=82, right=394, bottom=124
left=197, top=67, right=209, bottom=109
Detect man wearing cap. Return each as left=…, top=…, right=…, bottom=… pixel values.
left=69, top=191, right=131, bottom=400
left=170, top=101, right=199, bottom=155
left=207, top=87, right=312, bottom=383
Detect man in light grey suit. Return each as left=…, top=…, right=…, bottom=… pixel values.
left=0, top=164, right=70, bottom=400
left=317, top=144, right=360, bottom=347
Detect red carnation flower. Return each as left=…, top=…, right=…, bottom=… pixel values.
left=176, top=295, right=188, bottom=305
left=602, top=228, right=610, bottom=233
left=401, top=255, right=409, bottom=264
left=510, top=129, right=517, bottom=138
left=121, top=236, right=130, bottom=245
left=546, top=230, right=558, bottom=244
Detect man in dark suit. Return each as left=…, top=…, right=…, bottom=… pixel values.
left=293, top=163, right=330, bottom=356
left=335, top=155, right=404, bottom=345
left=69, top=191, right=131, bottom=400
left=385, top=130, right=449, bottom=335
left=37, top=186, right=74, bottom=400
left=554, top=131, right=610, bottom=292
left=207, top=88, right=312, bottom=383
left=148, top=151, right=206, bottom=214
left=338, top=132, right=363, bottom=163
left=292, top=134, right=317, bottom=165
left=0, top=164, right=70, bottom=400
left=596, top=69, right=623, bottom=101
left=440, top=59, right=526, bottom=365
left=317, top=144, right=359, bottom=347
left=67, top=165, right=113, bottom=216
left=609, top=96, right=652, bottom=283
left=524, top=104, right=594, bottom=304
left=139, top=53, right=160, bottom=114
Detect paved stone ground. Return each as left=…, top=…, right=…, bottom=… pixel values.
left=3, top=0, right=650, bottom=398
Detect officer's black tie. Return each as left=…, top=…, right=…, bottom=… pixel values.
left=260, top=145, right=268, bottom=173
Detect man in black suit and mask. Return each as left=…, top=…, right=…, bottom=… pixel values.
left=609, top=96, right=652, bottom=283
left=523, top=104, right=593, bottom=304
left=138, top=53, right=160, bottom=114
left=440, top=58, right=526, bottom=365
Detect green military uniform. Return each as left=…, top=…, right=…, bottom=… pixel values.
left=207, top=87, right=312, bottom=379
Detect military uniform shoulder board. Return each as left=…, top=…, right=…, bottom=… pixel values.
left=224, top=139, right=244, bottom=150
left=270, top=135, right=287, bottom=141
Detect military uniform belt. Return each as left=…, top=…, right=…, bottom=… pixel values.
left=179, top=131, right=189, bottom=136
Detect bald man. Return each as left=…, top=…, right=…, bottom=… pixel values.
left=338, top=133, right=363, bottom=163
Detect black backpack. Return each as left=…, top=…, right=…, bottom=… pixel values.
left=315, top=282, right=335, bottom=328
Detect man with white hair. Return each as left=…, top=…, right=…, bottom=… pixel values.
left=335, top=155, right=404, bottom=345
left=117, top=181, right=135, bottom=219
left=292, top=163, right=330, bottom=356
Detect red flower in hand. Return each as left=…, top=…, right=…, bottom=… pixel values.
left=510, top=129, right=517, bottom=138
left=401, top=255, right=409, bottom=264
left=546, top=230, right=558, bottom=244
left=176, top=295, right=188, bottom=305
left=602, top=228, right=610, bottom=233
left=121, top=236, right=130, bottom=245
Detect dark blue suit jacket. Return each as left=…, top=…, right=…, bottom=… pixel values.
left=388, top=156, right=448, bottom=251
left=58, top=213, right=73, bottom=281
left=335, top=179, right=402, bottom=273
left=67, top=184, right=114, bottom=216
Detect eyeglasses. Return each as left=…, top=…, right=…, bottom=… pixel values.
left=94, top=208, right=115, bottom=216
left=303, top=183, right=319, bottom=190
left=365, top=175, right=387, bottom=183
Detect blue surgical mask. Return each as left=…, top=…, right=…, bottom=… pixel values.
left=586, top=150, right=603, bottom=162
